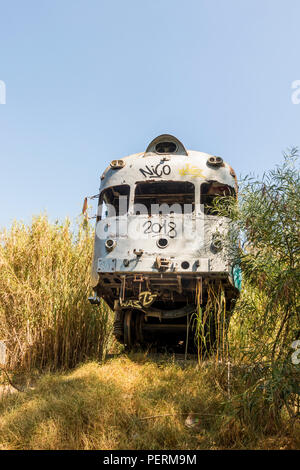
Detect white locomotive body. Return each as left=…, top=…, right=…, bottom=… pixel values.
left=90, top=135, right=240, bottom=348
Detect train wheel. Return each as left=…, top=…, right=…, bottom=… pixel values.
left=124, top=310, right=135, bottom=349
left=135, top=311, right=144, bottom=346
left=113, top=309, right=124, bottom=343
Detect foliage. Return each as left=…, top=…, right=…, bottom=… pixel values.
left=210, top=149, right=300, bottom=428
left=214, top=148, right=300, bottom=362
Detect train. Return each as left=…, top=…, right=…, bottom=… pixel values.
left=89, top=134, right=241, bottom=350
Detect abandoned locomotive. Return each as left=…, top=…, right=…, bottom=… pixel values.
left=89, top=134, right=240, bottom=349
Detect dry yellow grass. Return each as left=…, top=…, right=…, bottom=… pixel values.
left=0, top=215, right=113, bottom=370
left=0, top=354, right=298, bottom=450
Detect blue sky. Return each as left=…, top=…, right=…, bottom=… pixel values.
left=0, top=0, right=300, bottom=228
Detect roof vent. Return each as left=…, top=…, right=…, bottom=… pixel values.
left=155, top=141, right=177, bottom=154
left=145, top=134, right=188, bottom=157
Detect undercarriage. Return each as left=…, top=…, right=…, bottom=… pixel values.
left=93, top=272, right=239, bottom=351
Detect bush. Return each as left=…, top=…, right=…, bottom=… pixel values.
left=226, top=149, right=300, bottom=361
left=221, top=149, right=300, bottom=426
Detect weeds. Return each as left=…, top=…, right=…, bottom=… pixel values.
left=193, top=282, right=229, bottom=362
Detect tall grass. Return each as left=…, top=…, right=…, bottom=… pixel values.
left=193, top=282, right=228, bottom=362
left=0, top=215, right=113, bottom=371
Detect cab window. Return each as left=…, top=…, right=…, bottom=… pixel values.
left=99, top=185, right=130, bottom=219
left=201, top=182, right=235, bottom=215
left=134, top=181, right=195, bottom=215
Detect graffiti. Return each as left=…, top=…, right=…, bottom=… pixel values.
left=179, top=164, right=204, bottom=178
left=120, top=291, right=158, bottom=309
left=139, top=162, right=171, bottom=178
left=143, top=220, right=177, bottom=238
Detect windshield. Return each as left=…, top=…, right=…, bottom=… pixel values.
left=134, top=181, right=195, bottom=215
left=99, top=184, right=130, bottom=219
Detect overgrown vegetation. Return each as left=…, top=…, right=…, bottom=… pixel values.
left=193, top=282, right=228, bottom=362
left=0, top=216, right=113, bottom=370
left=226, top=148, right=300, bottom=363
left=0, top=150, right=299, bottom=449
left=216, top=148, right=300, bottom=428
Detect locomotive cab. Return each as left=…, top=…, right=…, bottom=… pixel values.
left=90, top=135, right=240, bottom=350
